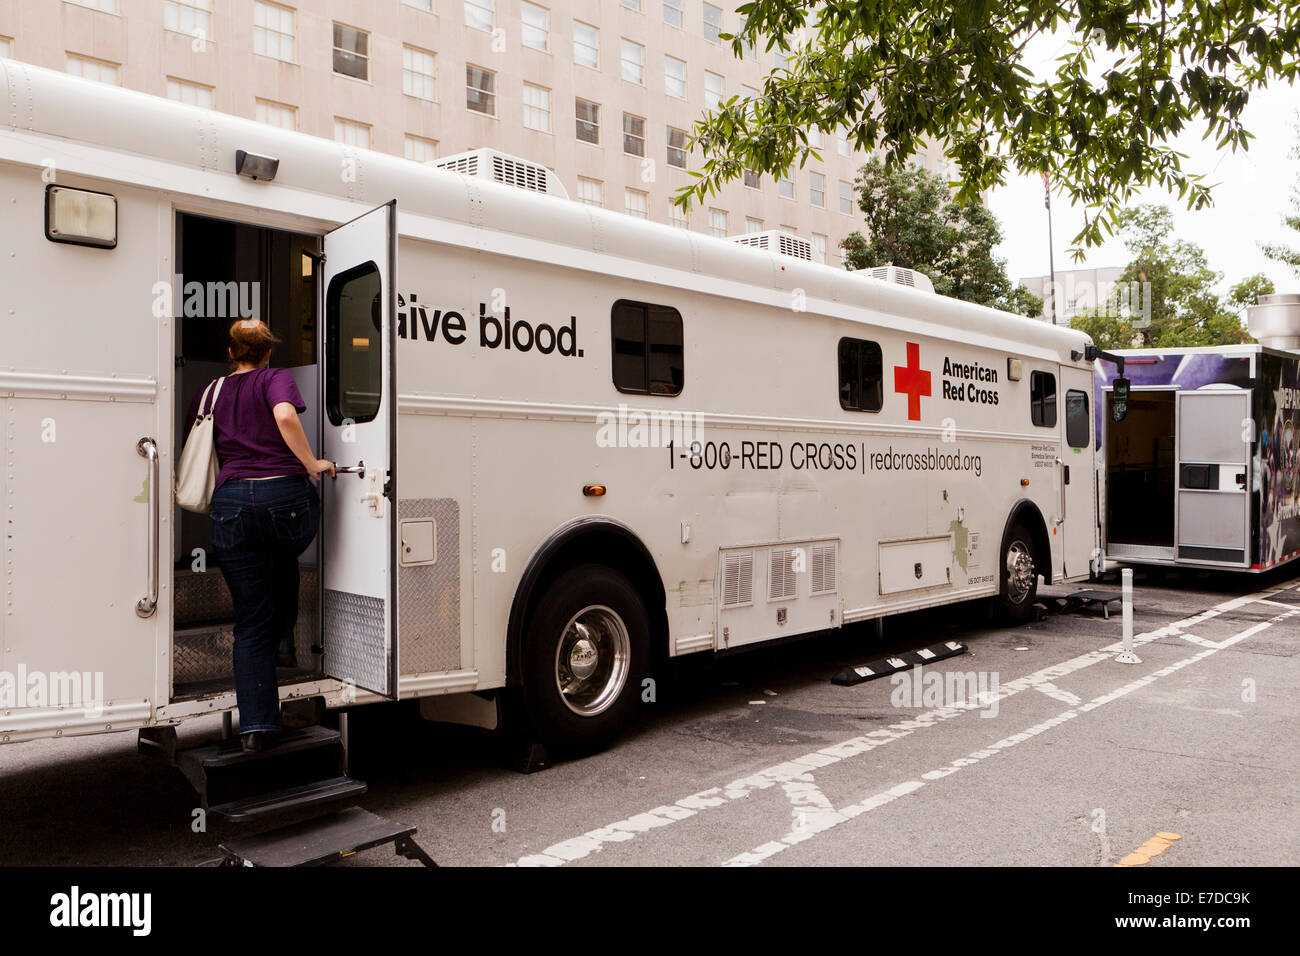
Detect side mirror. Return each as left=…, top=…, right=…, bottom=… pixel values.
left=1112, top=377, right=1130, bottom=422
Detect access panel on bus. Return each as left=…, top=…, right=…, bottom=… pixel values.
left=319, top=200, right=399, bottom=698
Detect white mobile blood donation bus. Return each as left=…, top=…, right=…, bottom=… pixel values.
left=0, top=61, right=1100, bottom=756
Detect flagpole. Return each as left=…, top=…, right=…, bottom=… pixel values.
left=1043, top=171, right=1057, bottom=325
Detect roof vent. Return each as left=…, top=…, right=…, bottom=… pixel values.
left=1247, top=293, right=1300, bottom=350
left=727, top=230, right=813, bottom=261
left=430, top=148, right=569, bottom=199
left=860, top=264, right=936, bottom=294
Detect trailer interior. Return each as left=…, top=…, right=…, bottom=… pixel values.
left=172, top=212, right=323, bottom=701
left=1105, top=389, right=1176, bottom=556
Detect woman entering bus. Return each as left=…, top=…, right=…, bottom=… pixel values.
left=186, top=319, right=336, bottom=751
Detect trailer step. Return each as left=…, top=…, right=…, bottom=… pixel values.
left=177, top=725, right=344, bottom=810
left=208, top=775, right=368, bottom=823
left=217, top=806, right=436, bottom=867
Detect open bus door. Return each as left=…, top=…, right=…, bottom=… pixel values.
left=319, top=200, right=399, bottom=697
left=1060, top=366, right=1097, bottom=578
left=1175, top=388, right=1251, bottom=567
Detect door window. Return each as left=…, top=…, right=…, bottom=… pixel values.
left=325, top=261, right=383, bottom=425
left=1066, top=389, right=1089, bottom=448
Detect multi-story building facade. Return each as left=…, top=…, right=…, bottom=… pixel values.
left=0, top=0, right=942, bottom=262
left=1019, top=266, right=1125, bottom=325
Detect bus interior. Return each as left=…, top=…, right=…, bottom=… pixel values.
left=1105, top=389, right=1176, bottom=556
left=172, top=211, right=324, bottom=701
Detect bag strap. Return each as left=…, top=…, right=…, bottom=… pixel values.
left=200, top=376, right=228, bottom=419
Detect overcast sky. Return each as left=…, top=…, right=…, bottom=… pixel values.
left=985, top=42, right=1299, bottom=298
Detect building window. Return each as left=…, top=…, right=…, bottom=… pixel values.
left=811, top=233, right=827, bottom=264
left=521, top=2, right=549, bottom=52
left=465, top=0, right=494, bottom=31
left=332, top=24, right=369, bottom=80
left=809, top=172, right=825, bottom=207
left=402, top=46, right=437, bottom=100
left=66, top=54, right=120, bottom=85
left=255, top=98, right=296, bottom=129
left=253, top=1, right=295, bottom=62
left=664, top=55, right=685, bottom=98
left=68, top=0, right=117, bottom=11
left=663, top=0, right=683, bottom=28
left=167, top=77, right=213, bottom=108
left=611, top=300, right=684, bottom=397
left=743, top=170, right=760, bottom=189
left=573, top=21, right=598, bottom=68
left=623, top=113, right=645, bottom=156
left=403, top=0, right=434, bottom=10
left=839, top=180, right=854, bottom=215
left=669, top=203, right=688, bottom=229
left=745, top=217, right=763, bottom=233
left=1066, top=390, right=1090, bottom=448
left=704, top=71, right=724, bottom=109
left=466, top=65, right=496, bottom=115
left=1030, top=371, right=1057, bottom=427
left=620, top=0, right=643, bottom=10
left=0, top=37, right=12, bottom=59
left=838, top=129, right=851, bottom=156
left=778, top=174, right=795, bottom=199
left=621, top=39, right=645, bottom=84
left=625, top=188, right=648, bottom=219
left=838, top=338, right=884, bottom=412
left=709, top=208, right=727, bottom=238
left=808, top=129, right=823, bottom=150
left=703, top=3, right=722, bottom=43
left=334, top=117, right=371, bottom=148
left=577, top=177, right=603, bottom=207
left=165, top=0, right=212, bottom=37
left=576, top=98, right=600, bottom=144
left=666, top=127, right=687, bottom=168
left=405, top=135, right=438, bottom=163
left=522, top=82, right=551, bottom=132
left=773, top=49, right=790, bottom=70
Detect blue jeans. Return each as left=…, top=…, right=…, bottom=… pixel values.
left=210, top=476, right=319, bottom=734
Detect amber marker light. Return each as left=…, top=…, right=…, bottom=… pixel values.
left=583, top=484, right=607, bottom=497
left=1021, top=478, right=1030, bottom=486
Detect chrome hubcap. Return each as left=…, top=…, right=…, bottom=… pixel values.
left=1005, top=541, right=1035, bottom=604
left=555, top=605, right=630, bottom=716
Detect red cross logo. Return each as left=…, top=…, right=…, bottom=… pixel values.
left=893, top=342, right=931, bottom=421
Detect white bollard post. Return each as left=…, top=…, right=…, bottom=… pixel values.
left=1116, top=567, right=1141, bottom=664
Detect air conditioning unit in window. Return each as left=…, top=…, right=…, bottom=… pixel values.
left=857, top=264, right=936, bottom=294
left=726, top=230, right=813, bottom=261
left=430, top=148, right=569, bottom=199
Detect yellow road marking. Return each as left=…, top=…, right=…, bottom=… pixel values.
left=1114, top=832, right=1182, bottom=867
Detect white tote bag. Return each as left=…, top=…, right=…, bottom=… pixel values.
left=175, top=376, right=227, bottom=514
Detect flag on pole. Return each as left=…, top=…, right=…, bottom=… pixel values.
left=1042, top=170, right=1051, bottom=210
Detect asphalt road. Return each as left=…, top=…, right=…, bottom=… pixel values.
left=1, top=567, right=1297, bottom=867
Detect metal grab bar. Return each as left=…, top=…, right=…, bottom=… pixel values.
left=136, top=437, right=159, bottom=619
left=1055, top=456, right=1066, bottom=525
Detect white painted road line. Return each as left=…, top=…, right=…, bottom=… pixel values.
left=514, top=584, right=1297, bottom=867
left=721, top=603, right=1299, bottom=866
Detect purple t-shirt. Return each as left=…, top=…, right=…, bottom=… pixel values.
left=186, top=368, right=309, bottom=489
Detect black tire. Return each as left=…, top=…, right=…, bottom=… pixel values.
left=521, top=564, right=650, bottom=756
left=994, top=519, right=1040, bottom=624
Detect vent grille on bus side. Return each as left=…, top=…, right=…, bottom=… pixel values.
left=810, top=543, right=838, bottom=596
left=436, top=155, right=478, bottom=176
left=769, top=548, right=798, bottom=600
left=726, top=230, right=813, bottom=261
left=721, top=552, right=754, bottom=607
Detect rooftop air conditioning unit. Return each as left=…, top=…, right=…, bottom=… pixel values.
left=1247, top=293, right=1300, bottom=350
left=861, top=264, right=936, bottom=294
left=727, top=230, right=813, bottom=261
left=430, top=148, right=569, bottom=199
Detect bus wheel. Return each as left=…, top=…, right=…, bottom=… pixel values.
left=522, top=564, right=650, bottom=756
left=995, top=521, right=1039, bottom=624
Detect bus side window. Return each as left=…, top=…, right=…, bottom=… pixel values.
left=838, top=337, right=883, bottom=412
left=611, top=300, right=684, bottom=396
left=1030, top=370, right=1057, bottom=427
left=1065, top=389, right=1090, bottom=448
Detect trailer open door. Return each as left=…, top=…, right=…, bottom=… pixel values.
left=1060, top=366, right=1097, bottom=577
left=1176, top=389, right=1250, bottom=567
left=319, top=200, right=399, bottom=697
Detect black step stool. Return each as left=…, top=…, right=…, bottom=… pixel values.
left=218, top=806, right=435, bottom=867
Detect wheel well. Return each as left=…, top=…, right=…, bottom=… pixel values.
left=1003, top=500, right=1053, bottom=585
left=506, top=520, right=668, bottom=686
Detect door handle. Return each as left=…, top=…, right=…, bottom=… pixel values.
left=334, top=460, right=366, bottom=478
left=135, top=437, right=159, bottom=619
left=1055, top=456, right=1066, bottom=524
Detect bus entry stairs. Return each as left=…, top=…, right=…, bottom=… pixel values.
left=139, top=723, right=437, bottom=867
